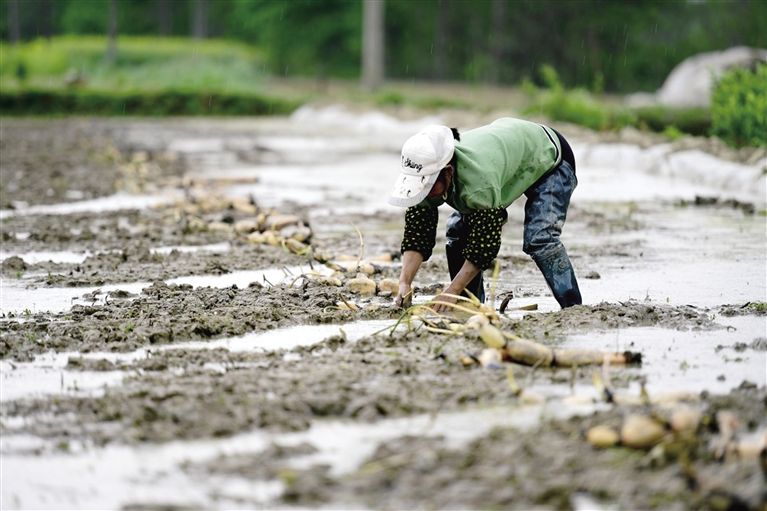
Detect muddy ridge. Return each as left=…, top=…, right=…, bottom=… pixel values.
left=272, top=385, right=766, bottom=510
left=0, top=281, right=400, bottom=360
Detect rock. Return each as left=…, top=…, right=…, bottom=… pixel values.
left=265, top=214, right=301, bottom=231
left=284, top=238, right=308, bottom=254
left=477, top=348, right=502, bottom=368
left=263, top=231, right=281, bottom=247
left=333, top=260, right=376, bottom=275
left=281, top=225, right=312, bottom=243
left=357, top=262, right=376, bottom=276
left=234, top=219, right=260, bottom=234
left=377, top=278, right=399, bottom=296
left=230, top=197, right=258, bottom=214
left=466, top=313, right=490, bottom=330
left=479, top=324, right=506, bottom=349
left=2, top=256, right=27, bottom=272
left=208, top=221, right=234, bottom=233
left=519, top=390, right=545, bottom=405
left=347, top=273, right=376, bottom=296
left=750, top=337, right=767, bottom=351
left=335, top=300, right=359, bottom=311
left=621, top=415, right=666, bottom=449
left=584, top=271, right=601, bottom=280
left=311, top=276, right=343, bottom=287
left=670, top=407, right=702, bottom=433
left=246, top=232, right=266, bottom=244
left=628, top=46, right=767, bottom=108
left=587, top=425, right=620, bottom=448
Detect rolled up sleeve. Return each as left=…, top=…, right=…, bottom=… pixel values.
left=401, top=206, right=438, bottom=261
left=463, top=208, right=507, bottom=270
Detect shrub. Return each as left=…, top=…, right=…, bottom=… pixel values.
left=524, top=65, right=636, bottom=131
left=711, top=64, right=767, bottom=147
left=633, top=106, right=711, bottom=137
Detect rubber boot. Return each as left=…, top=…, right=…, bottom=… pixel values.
left=446, top=243, right=485, bottom=303
left=533, top=245, right=582, bottom=308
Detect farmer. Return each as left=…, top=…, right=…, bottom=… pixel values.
left=388, top=118, right=581, bottom=312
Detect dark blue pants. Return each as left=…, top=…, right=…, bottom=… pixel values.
left=446, top=159, right=582, bottom=308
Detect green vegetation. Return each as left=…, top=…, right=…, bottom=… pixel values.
left=1, top=36, right=266, bottom=92
left=523, top=66, right=637, bottom=131
left=0, top=36, right=299, bottom=116
left=0, top=89, right=298, bottom=116
left=523, top=66, right=711, bottom=137
left=1, top=0, right=765, bottom=93
left=711, top=64, right=767, bottom=147
left=633, top=106, right=711, bottom=137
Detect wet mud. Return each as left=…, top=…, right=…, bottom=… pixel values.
left=0, top=281, right=401, bottom=361
left=512, top=301, right=720, bottom=340
left=0, top=120, right=182, bottom=209
left=2, top=329, right=537, bottom=443
left=2, top=118, right=765, bottom=510
left=271, top=385, right=766, bottom=510
left=27, top=244, right=307, bottom=287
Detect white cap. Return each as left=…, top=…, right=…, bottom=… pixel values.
left=388, top=125, right=455, bottom=207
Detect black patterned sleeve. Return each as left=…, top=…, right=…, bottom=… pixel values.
left=401, top=206, right=438, bottom=261
left=463, top=208, right=508, bottom=270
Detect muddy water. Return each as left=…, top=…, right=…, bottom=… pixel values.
left=1, top=114, right=766, bottom=510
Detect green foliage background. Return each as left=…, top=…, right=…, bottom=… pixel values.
left=711, top=64, right=767, bottom=147
left=1, top=0, right=765, bottom=93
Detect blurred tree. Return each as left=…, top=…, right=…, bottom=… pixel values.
left=157, top=0, right=172, bottom=35
left=105, top=0, right=117, bottom=63
left=1, top=0, right=765, bottom=93
left=362, top=0, right=384, bottom=90
left=488, top=0, right=508, bottom=84
left=192, top=0, right=208, bottom=39
left=433, top=0, right=448, bottom=80
left=228, top=0, right=361, bottom=79
left=37, top=0, right=53, bottom=38
left=7, top=0, right=20, bottom=43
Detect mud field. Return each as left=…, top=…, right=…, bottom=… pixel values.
left=1, top=110, right=766, bottom=510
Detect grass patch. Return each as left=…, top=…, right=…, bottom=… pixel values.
left=0, top=36, right=302, bottom=116
left=523, top=65, right=713, bottom=139
left=633, top=106, right=711, bottom=137
left=1, top=36, right=267, bottom=93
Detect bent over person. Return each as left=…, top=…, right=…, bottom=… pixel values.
left=388, top=117, right=582, bottom=312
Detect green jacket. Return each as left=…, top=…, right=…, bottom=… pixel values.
left=425, top=117, right=562, bottom=213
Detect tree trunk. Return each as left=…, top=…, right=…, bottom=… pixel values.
left=157, top=0, right=173, bottom=36
left=105, top=0, right=118, bottom=64
left=488, top=0, right=508, bottom=83
left=433, top=0, right=448, bottom=80
left=192, top=0, right=209, bottom=40
left=39, top=0, right=54, bottom=39
left=8, top=0, right=20, bottom=43
left=361, top=0, right=385, bottom=91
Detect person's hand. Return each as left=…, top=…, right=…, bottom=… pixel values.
left=394, top=283, right=413, bottom=308
left=430, top=293, right=458, bottom=314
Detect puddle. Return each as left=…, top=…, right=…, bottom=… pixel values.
left=165, top=264, right=324, bottom=289
left=163, top=319, right=393, bottom=354
left=0, top=320, right=394, bottom=401
left=150, top=242, right=232, bottom=255
left=0, top=358, right=126, bottom=402
left=563, top=315, right=767, bottom=395
left=0, top=264, right=330, bottom=315
left=573, top=143, right=766, bottom=204
left=0, top=401, right=598, bottom=510
left=0, top=191, right=182, bottom=219
left=1, top=351, right=128, bottom=403
left=75, top=319, right=395, bottom=365
left=0, top=251, right=92, bottom=265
